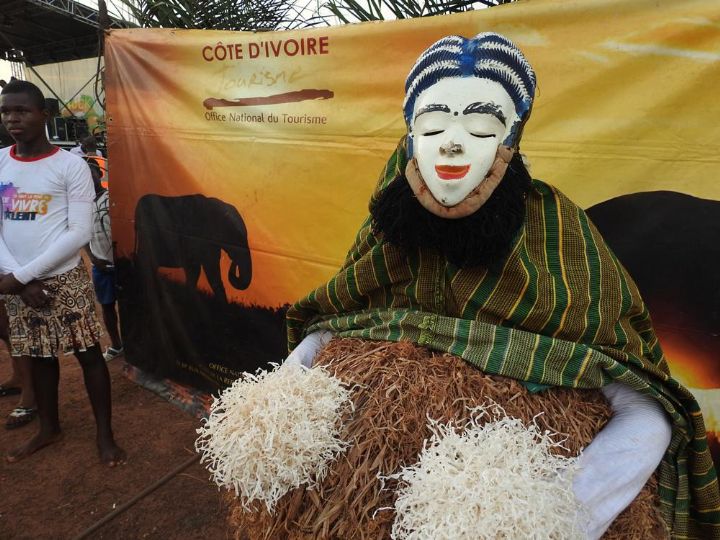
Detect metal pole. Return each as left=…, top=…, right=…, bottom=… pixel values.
left=71, top=454, right=201, bottom=540
left=64, top=71, right=100, bottom=108
left=22, top=63, right=76, bottom=117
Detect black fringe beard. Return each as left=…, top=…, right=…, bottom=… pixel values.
left=370, top=152, right=532, bottom=269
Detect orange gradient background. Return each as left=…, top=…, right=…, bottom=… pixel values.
left=105, top=0, right=720, bottom=401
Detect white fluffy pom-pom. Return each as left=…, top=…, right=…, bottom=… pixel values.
left=388, top=405, right=585, bottom=540
left=195, top=363, right=352, bottom=512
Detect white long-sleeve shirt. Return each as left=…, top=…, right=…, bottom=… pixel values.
left=0, top=145, right=94, bottom=283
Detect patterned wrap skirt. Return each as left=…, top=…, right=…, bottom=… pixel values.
left=5, top=265, right=103, bottom=358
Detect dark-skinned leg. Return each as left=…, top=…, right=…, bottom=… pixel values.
left=101, top=303, right=122, bottom=350
left=0, top=302, right=18, bottom=388
left=1, top=337, right=35, bottom=409
left=1, top=354, right=21, bottom=388
left=14, top=356, right=36, bottom=409
left=7, top=356, right=62, bottom=462
left=75, top=344, right=125, bottom=466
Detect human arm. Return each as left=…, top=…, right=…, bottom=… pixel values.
left=11, top=160, right=94, bottom=284
left=0, top=226, right=20, bottom=276
left=0, top=273, right=24, bottom=294
left=0, top=222, right=23, bottom=293
left=572, top=383, right=672, bottom=539
left=11, top=199, right=92, bottom=284
left=0, top=254, right=51, bottom=306
left=19, top=281, right=51, bottom=308
left=0, top=239, right=53, bottom=305
left=83, top=245, right=97, bottom=264
left=0, top=272, right=50, bottom=308
left=283, top=330, right=334, bottom=368
left=84, top=245, right=111, bottom=271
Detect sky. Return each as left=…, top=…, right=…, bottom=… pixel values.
left=0, top=63, right=11, bottom=83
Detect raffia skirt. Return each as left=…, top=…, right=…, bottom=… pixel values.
left=228, top=338, right=667, bottom=540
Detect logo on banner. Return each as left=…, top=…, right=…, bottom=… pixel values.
left=201, top=36, right=334, bottom=126
left=201, top=36, right=330, bottom=62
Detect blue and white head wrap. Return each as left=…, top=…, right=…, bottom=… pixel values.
left=404, top=32, right=536, bottom=154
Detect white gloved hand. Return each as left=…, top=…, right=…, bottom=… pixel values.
left=573, top=382, right=672, bottom=539
left=283, top=330, right=334, bottom=369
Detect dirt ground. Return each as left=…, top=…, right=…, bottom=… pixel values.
left=0, top=335, right=231, bottom=539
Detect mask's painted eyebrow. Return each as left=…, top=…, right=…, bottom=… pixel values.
left=462, top=102, right=506, bottom=126
left=415, top=103, right=451, bottom=119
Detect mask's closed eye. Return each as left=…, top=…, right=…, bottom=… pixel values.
left=470, top=133, right=496, bottom=139
left=421, top=130, right=445, bottom=136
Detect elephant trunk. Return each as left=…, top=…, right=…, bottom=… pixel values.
left=228, top=246, right=252, bottom=290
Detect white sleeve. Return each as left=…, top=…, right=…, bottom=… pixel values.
left=0, top=230, right=20, bottom=274
left=572, top=383, right=672, bottom=539
left=283, top=330, right=334, bottom=368
left=12, top=160, right=94, bottom=284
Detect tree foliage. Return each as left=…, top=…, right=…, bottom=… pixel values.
left=113, top=0, right=514, bottom=30
left=114, top=0, right=322, bottom=31
left=325, top=0, right=514, bottom=24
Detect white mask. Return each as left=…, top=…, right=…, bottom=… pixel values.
left=410, top=77, right=519, bottom=208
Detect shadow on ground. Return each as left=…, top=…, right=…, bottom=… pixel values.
left=0, top=344, right=229, bottom=539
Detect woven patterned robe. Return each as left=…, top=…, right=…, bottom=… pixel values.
left=286, top=139, right=720, bottom=538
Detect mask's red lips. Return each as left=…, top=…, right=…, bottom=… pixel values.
left=435, top=164, right=470, bottom=180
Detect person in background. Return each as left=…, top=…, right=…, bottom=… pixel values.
left=70, top=135, right=102, bottom=158
left=0, top=82, right=13, bottom=148
left=84, top=158, right=123, bottom=361
left=0, top=79, right=125, bottom=465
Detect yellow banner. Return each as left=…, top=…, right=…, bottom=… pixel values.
left=106, top=0, right=720, bottom=303
left=105, top=0, right=720, bottom=393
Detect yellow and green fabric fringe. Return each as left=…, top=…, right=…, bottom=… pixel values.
left=287, top=139, right=720, bottom=538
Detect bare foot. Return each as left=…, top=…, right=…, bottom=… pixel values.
left=98, top=437, right=126, bottom=467
left=6, top=430, right=63, bottom=463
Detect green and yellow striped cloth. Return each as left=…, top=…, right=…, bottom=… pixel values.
left=287, top=138, right=720, bottom=538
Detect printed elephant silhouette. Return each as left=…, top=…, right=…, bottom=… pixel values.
left=134, top=194, right=252, bottom=303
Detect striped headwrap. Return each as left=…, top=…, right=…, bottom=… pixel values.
left=403, top=32, right=537, bottom=152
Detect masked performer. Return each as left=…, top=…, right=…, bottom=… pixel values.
left=200, top=33, right=720, bottom=539
left=282, top=33, right=720, bottom=539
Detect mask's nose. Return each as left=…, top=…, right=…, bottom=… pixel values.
left=439, top=140, right=464, bottom=156
left=438, top=121, right=468, bottom=157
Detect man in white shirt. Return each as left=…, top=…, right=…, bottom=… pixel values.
left=0, top=80, right=125, bottom=465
